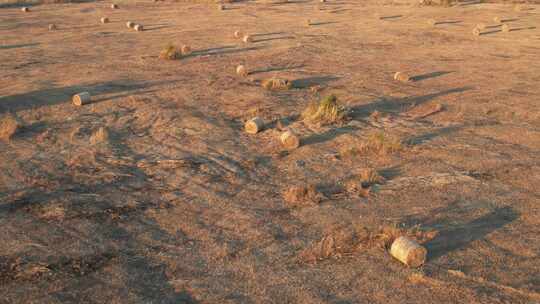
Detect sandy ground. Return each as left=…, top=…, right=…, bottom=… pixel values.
left=1, top=0, right=540, bottom=303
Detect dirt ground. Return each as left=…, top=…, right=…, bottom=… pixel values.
left=1, top=0, right=540, bottom=303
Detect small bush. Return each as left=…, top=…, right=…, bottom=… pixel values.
left=159, top=44, right=182, bottom=60
left=302, top=94, right=347, bottom=125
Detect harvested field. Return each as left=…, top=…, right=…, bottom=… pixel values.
left=1, top=0, right=540, bottom=303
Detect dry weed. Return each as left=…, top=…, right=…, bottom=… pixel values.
left=340, top=132, right=402, bottom=158
left=283, top=184, right=324, bottom=207
left=261, top=78, right=292, bottom=90
left=159, top=44, right=182, bottom=60
left=39, top=204, right=66, bottom=220
left=0, top=114, right=19, bottom=142
left=90, top=127, right=109, bottom=145
left=302, top=94, right=347, bottom=126
left=298, top=224, right=437, bottom=263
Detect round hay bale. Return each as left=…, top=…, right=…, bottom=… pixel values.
left=306, top=19, right=311, bottom=26
left=280, top=130, right=300, bottom=150
left=21, top=7, right=29, bottom=12
left=242, top=35, right=252, bottom=43
left=476, top=23, right=486, bottom=30
left=72, top=92, right=91, bottom=106
left=472, top=27, right=481, bottom=36
left=126, top=21, right=135, bottom=28
left=181, top=45, right=192, bottom=56
left=320, top=0, right=326, bottom=2
left=217, top=4, right=224, bottom=10
left=501, top=24, right=510, bottom=32
left=101, top=17, right=110, bottom=24
left=48, top=24, right=57, bottom=31
left=134, top=24, right=144, bottom=31
left=111, top=3, right=118, bottom=9
left=394, top=72, right=411, bottom=82
left=427, top=18, right=437, bottom=26
left=390, top=236, right=427, bottom=268
left=236, top=65, right=248, bottom=77
left=245, top=117, right=264, bottom=134
left=493, top=16, right=501, bottom=23
left=234, top=30, right=243, bottom=38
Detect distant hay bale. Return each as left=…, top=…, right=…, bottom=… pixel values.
left=126, top=21, right=135, bottom=28
left=394, top=71, right=411, bottom=82
left=306, top=19, right=312, bottom=26
left=72, top=92, right=91, bottom=106
left=262, top=77, right=292, bottom=90
left=427, top=18, right=437, bottom=26
left=472, top=27, right=481, bottom=36
left=476, top=23, right=486, bottom=30
left=501, top=24, right=510, bottom=32
left=217, top=4, right=224, bottom=10
left=21, top=7, right=29, bottom=12
left=244, top=117, right=264, bottom=134
left=181, top=45, right=192, bottom=56
left=134, top=24, right=144, bottom=31
left=493, top=16, right=501, bottom=23
left=111, top=3, right=118, bottom=9
left=0, top=114, right=19, bottom=142
left=90, top=127, right=109, bottom=145
left=234, top=30, right=243, bottom=38
left=101, top=17, right=110, bottom=24
left=242, top=35, right=252, bottom=43
left=280, top=130, right=300, bottom=150
left=236, top=65, right=248, bottom=77
left=48, top=24, right=57, bottom=31
left=320, top=0, right=326, bottom=2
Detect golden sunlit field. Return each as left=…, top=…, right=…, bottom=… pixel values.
left=1, top=0, right=540, bottom=303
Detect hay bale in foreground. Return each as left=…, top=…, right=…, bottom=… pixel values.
left=72, top=92, right=91, bottom=106
left=390, top=236, right=427, bottom=268
left=245, top=117, right=264, bottom=134
left=280, top=130, right=300, bottom=150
